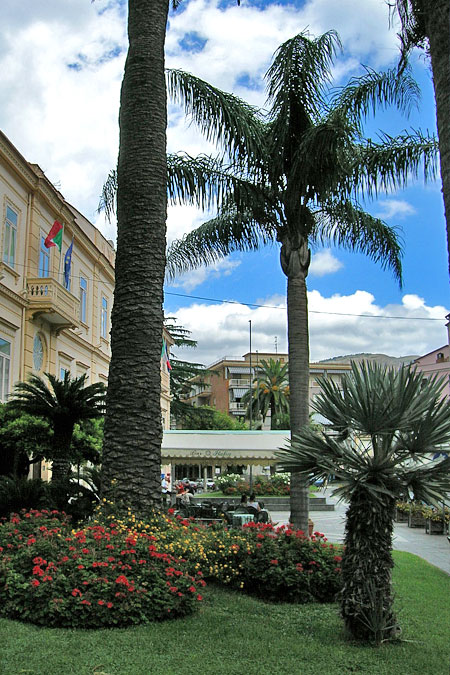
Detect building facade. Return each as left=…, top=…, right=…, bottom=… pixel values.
left=0, top=131, right=172, bottom=478
left=413, top=314, right=450, bottom=399
left=184, top=352, right=350, bottom=426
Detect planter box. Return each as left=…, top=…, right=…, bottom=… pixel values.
left=395, top=508, right=409, bottom=523
left=425, top=518, right=446, bottom=535
left=408, top=512, right=425, bottom=528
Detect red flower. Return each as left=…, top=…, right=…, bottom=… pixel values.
left=31, top=579, right=40, bottom=587
left=71, top=588, right=82, bottom=597
left=270, top=559, right=278, bottom=565
left=98, top=600, right=105, bottom=606
left=42, top=575, right=53, bottom=582
left=81, top=548, right=90, bottom=554
left=106, top=602, right=113, bottom=609
left=32, top=566, right=44, bottom=576
left=197, top=594, right=203, bottom=601
left=115, top=575, right=129, bottom=585
left=188, top=585, right=196, bottom=593
left=333, top=555, right=342, bottom=562
left=81, top=600, right=91, bottom=606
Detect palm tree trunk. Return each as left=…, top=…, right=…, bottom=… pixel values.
left=424, top=1, right=450, bottom=278
left=101, top=0, right=169, bottom=511
left=281, top=233, right=310, bottom=531
left=341, top=489, right=397, bottom=643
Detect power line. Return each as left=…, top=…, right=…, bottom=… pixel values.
left=164, top=290, right=446, bottom=322
left=8, top=259, right=447, bottom=322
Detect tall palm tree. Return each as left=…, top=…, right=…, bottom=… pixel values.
left=101, top=0, right=173, bottom=510
left=390, top=0, right=450, bottom=277
left=163, top=31, right=438, bottom=530
left=276, top=361, right=450, bottom=643
left=8, top=373, right=105, bottom=486
left=242, top=358, right=289, bottom=430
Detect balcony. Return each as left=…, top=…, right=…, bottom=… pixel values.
left=26, top=277, right=80, bottom=331
left=229, top=378, right=250, bottom=387
left=229, top=401, right=246, bottom=411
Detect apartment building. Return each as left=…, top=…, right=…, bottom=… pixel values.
left=184, top=352, right=350, bottom=425
left=413, top=314, right=450, bottom=399
left=0, top=131, right=172, bottom=463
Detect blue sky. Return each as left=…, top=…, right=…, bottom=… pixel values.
left=0, top=0, right=448, bottom=365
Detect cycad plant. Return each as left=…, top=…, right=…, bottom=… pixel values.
left=276, top=361, right=450, bottom=643
left=8, top=373, right=105, bottom=488
left=242, top=358, right=289, bottom=429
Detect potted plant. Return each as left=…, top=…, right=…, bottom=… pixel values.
left=408, top=502, right=426, bottom=528
left=423, top=506, right=449, bottom=535
left=395, top=501, right=410, bottom=522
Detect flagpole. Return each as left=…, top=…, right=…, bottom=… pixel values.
left=58, top=223, right=65, bottom=284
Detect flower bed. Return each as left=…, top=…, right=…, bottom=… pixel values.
left=0, top=509, right=203, bottom=628
left=216, top=473, right=291, bottom=496
left=0, top=506, right=343, bottom=628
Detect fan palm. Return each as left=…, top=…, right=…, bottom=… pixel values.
left=242, top=358, right=289, bottom=430
left=8, top=373, right=105, bottom=487
left=390, top=0, right=450, bottom=276
left=276, top=361, right=450, bottom=643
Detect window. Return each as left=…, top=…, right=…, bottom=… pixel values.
left=79, top=276, right=87, bottom=323
left=60, top=367, right=69, bottom=380
left=101, top=296, right=108, bottom=339
left=0, top=338, right=11, bottom=402
left=38, top=235, right=50, bottom=277
left=3, top=206, right=18, bottom=268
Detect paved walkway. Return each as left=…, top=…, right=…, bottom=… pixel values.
left=270, top=489, right=450, bottom=575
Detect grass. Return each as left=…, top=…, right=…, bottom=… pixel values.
left=1, top=552, right=449, bottom=675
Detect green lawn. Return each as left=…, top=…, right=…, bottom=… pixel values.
left=1, top=552, right=449, bottom=675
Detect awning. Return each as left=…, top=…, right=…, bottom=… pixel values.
left=228, top=367, right=253, bottom=374
left=232, top=388, right=248, bottom=398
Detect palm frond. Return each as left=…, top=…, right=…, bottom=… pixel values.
left=98, top=170, right=118, bottom=222
left=330, top=67, right=420, bottom=123
left=266, top=30, right=342, bottom=120
left=166, top=208, right=277, bottom=279
left=350, top=130, right=439, bottom=198
left=312, top=200, right=403, bottom=286
left=167, top=153, right=266, bottom=211
left=167, top=69, right=265, bottom=164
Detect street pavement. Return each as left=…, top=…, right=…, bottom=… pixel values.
left=270, top=489, right=450, bottom=575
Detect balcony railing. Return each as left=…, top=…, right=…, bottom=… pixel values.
left=26, top=277, right=80, bottom=331
left=229, top=379, right=250, bottom=387
left=229, top=402, right=246, bottom=410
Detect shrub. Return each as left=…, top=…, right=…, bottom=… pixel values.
left=160, top=514, right=342, bottom=603
left=0, top=477, right=53, bottom=518
left=0, top=509, right=204, bottom=628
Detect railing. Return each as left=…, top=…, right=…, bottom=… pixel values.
left=228, top=379, right=250, bottom=387
left=229, top=402, right=246, bottom=410
left=26, top=277, right=79, bottom=328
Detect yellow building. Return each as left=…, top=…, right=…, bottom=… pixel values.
left=0, top=131, right=172, bottom=477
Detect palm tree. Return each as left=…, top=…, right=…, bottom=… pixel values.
left=242, top=358, right=289, bottom=430
left=162, top=31, right=438, bottom=530
left=276, top=361, right=450, bottom=643
left=8, top=373, right=105, bottom=486
left=101, top=0, right=174, bottom=510
left=390, top=0, right=450, bottom=277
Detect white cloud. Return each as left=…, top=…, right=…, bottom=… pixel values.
left=376, top=199, right=417, bottom=220
left=169, top=258, right=241, bottom=292
left=170, top=291, right=449, bottom=366
left=309, top=250, right=343, bottom=277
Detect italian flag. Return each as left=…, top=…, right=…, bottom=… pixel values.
left=44, top=220, right=63, bottom=251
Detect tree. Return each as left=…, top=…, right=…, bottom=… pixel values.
left=100, top=0, right=173, bottom=510
left=390, top=0, right=450, bottom=277
left=0, top=404, right=50, bottom=478
left=164, top=31, right=438, bottom=530
left=181, top=405, right=247, bottom=430
left=276, top=361, right=450, bottom=643
left=242, top=358, right=289, bottom=430
left=8, top=373, right=105, bottom=487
